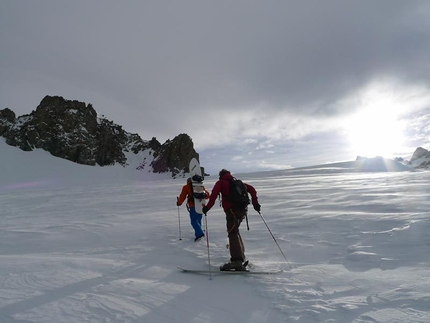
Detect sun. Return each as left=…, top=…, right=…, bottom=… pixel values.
left=342, top=81, right=412, bottom=159
left=345, top=88, right=405, bottom=157
left=345, top=107, right=405, bottom=158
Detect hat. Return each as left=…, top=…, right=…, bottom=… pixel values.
left=218, top=169, right=230, bottom=179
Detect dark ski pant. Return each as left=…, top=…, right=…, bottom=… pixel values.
left=225, top=207, right=247, bottom=262
left=189, top=207, right=204, bottom=238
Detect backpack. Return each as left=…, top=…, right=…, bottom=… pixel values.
left=191, top=175, right=206, bottom=199
left=228, top=177, right=250, bottom=209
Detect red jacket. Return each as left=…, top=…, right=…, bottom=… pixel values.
left=205, top=173, right=258, bottom=212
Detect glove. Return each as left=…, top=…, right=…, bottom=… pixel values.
left=202, top=206, right=209, bottom=215
left=253, top=203, right=261, bottom=212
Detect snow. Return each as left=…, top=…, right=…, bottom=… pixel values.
left=1, top=138, right=429, bottom=323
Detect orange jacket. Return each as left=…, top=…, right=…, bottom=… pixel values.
left=177, top=182, right=210, bottom=208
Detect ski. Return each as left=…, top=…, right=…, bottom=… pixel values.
left=177, top=266, right=282, bottom=275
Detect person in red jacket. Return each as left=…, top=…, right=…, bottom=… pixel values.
left=177, top=178, right=210, bottom=241
left=203, top=169, right=261, bottom=271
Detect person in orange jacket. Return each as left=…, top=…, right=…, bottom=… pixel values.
left=177, top=177, right=210, bottom=241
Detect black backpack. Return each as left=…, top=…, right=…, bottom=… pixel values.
left=228, top=177, right=250, bottom=209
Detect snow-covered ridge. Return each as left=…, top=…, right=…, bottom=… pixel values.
left=0, top=138, right=177, bottom=186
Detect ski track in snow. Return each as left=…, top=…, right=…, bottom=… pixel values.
left=1, top=143, right=430, bottom=322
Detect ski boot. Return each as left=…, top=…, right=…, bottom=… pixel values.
left=220, top=260, right=249, bottom=271
left=194, top=234, right=205, bottom=242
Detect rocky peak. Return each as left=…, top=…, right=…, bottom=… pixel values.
left=1, top=96, right=199, bottom=176
left=409, top=147, right=430, bottom=169
left=410, top=147, right=430, bottom=162
left=148, top=133, right=199, bottom=177
left=34, top=95, right=99, bottom=134
left=0, top=108, right=16, bottom=136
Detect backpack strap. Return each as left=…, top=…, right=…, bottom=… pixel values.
left=222, top=177, right=233, bottom=202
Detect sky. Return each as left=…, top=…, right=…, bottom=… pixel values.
left=1, top=138, right=430, bottom=322
left=1, top=1, right=430, bottom=174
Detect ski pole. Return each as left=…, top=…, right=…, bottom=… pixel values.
left=245, top=213, right=250, bottom=231
left=177, top=197, right=182, bottom=241
left=258, top=211, right=292, bottom=270
left=204, top=212, right=212, bottom=280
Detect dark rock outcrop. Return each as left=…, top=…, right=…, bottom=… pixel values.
left=149, top=133, right=199, bottom=177
left=1, top=95, right=199, bottom=176
left=0, top=108, right=16, bottom=136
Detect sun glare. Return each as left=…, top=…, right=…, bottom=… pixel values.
left=345, top=87, right=406, bottom=158
left=347, top=109, right=404, bottom=158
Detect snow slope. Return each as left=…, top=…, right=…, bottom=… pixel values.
left=1, top=139, right=429, bottom=322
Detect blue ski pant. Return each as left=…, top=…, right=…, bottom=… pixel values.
left=189, top=207, right=204, bottom=238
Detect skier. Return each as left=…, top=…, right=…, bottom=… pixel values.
left=177, top=177, right=210, bottom=241
left=203, top=169, right=261, bottom=271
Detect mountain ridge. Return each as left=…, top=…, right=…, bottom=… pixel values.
left=0, top=95, right=199, bottom=178
left=407, top=147, right=430, bottom=169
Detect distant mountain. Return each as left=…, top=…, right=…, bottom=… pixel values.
left=241, top=156, right=414, bottom=179
left=296, top=156, right=413, bottom=173
left=0, top=95, right=199, bottom=177
left=407, top=147, right=430, bottom=169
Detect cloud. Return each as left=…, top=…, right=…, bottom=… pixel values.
left=1, top=1, right=430, bottom=172
left=257, top=160, right=293, bottom=170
